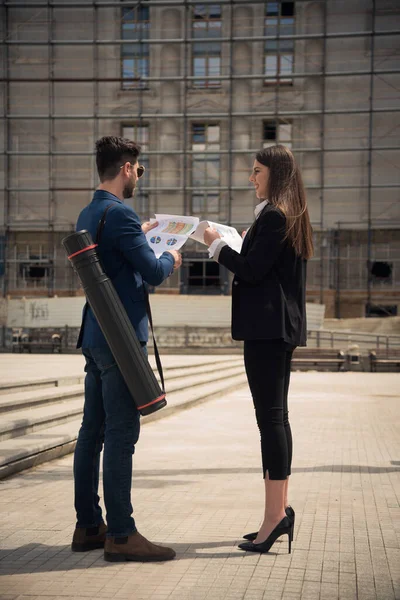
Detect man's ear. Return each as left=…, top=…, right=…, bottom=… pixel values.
left=121, top=162, right=130, bottom=177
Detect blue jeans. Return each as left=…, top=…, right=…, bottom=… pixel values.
left=73, top=344, right=146, bottom=537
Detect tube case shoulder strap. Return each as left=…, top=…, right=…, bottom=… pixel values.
left=96, top=205, right=166, bottom=392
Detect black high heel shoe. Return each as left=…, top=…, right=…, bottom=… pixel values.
left=238, top=516, right=293, bottom=554
left=243, top=506, right=295, bottom=542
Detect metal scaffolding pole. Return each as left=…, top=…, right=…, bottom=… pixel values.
left=93, top=1, right=99, bottom=190
left=138, top=2, right=145, bottom=216
left=5, top=108, right=400, bottom=119
left=3, top=29, right=399, bottom=43
left=319, top=0, right=327, bottom=305
left=274, top=0, right=280, bottom=159
left=181, top=0, right=191, bottom=294
left=2, top=3, right=9, bottom=297
left=5, top=184, right=399, bottom=193
left=367, top=0, right=376, bottom=315
left=4, top=146, right=400, bottom=156
left=227, top=0, right=233, bottom=225
left=335, top=223, right=341, bottom=319
left=48, top=1, right=55, bottom=296
left=4, top=68, right=400, bottom=82
left=4, top=0, right=329, bottom=6
left=183, top=0, right=189, bottom=218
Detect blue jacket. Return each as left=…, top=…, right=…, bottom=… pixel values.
left=75, top=190, right=174, bottom=348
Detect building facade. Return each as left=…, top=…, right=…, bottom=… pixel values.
left=0, top=0, right=399, bottom=317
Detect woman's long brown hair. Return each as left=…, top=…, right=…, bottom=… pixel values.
left=255, top=145, right=314, bottom=259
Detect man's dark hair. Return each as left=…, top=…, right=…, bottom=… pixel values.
left=95, top=136, right=141, bottom=182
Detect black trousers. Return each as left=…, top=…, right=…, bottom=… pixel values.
left=244, top=339, right=295, bottom=481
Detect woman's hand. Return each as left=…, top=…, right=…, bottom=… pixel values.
left=204, top=227, right=221, bottom=246
left=241, top=230, right=248, bottom=239
left=142, top=221, right=158, bottom=234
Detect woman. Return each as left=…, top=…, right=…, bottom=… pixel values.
left=204, top=145, right=313, bottom=554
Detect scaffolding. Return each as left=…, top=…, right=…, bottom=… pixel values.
left=1, top=0, right=400, bottom=317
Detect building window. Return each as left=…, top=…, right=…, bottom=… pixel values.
left=366, top=304, right=397, bottom=317
left=0, top=235, right=4, bottom=278
left=122, top=124, right=149, bottom=217
left=186, top=257, right=221, bottom=293
left=121, top=6, right=150, bottom=89
left=263, top=120, right=292, bottom=148
left=122, top=124, right=149, bottom=151
left=370, top=261, right=393, bottom=285
left=192, top=4, right=222, bottom=88
left=192, top=193, right=219, bottom=215
left=264, top=1, right=295, bottom=84
left=18, top=249, right=52, bottom=289
left=191, top=123, right=220, bottom=217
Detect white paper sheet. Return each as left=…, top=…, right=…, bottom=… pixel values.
left=146, top=214, right=199, bottom=257
left=146, top=214, right=243, bottom=257
left=191, top=220, right=243, bottom=253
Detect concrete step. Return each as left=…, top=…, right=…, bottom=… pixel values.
left=0, top=361, right=244, bottom=414
left=0, top=383, right=84, bottom=413
left=0, top=365, right=245, bottom=440
left=145, top=372, right=248, bottom=425
left=0, top=397, right=84, bottom=442
left=164, top=364, right=244, bottom=393
left=0, top=375, right=85, bottom=396
left=157, top=358, right=243, bottom=380
left=0, top=372, right=248, bottom=480
left=0, top=357, right=242, bottom=398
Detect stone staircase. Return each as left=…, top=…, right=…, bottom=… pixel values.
left=0, top=356, right=247, bottom=480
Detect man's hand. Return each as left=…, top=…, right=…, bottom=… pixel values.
left=142, top=220, right=158, bottom=234
left=166, top=249, right=182, bottom=270
left=204, top=227, right=221, bottom=246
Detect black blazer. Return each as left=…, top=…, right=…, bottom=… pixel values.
left=218, top=204, right=307, bottom=346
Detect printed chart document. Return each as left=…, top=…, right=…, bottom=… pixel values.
left=146, top=214, right=243, bottom=257
left=146, top=215, right=199, bottom=257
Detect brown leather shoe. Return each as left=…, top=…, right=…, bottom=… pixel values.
left=71, top=522, right=108, bottom=552
left=104, top=531, right=176, bottom=562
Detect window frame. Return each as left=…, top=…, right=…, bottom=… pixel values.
left=192, top=4, right=222, bottom=89
left=191, top=122, right=221, bottom=217
left=264, top=1, right=295, bottom=85
left=121, top=123, right=150, bottom=216
left=262, top=119, right=293, bottom=149
left=121, top=6, right=150, bottom=90
left=185, top=256, right=222, bottom=293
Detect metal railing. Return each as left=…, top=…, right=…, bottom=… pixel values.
left=2, top=325, right=400, bottom=354
left=307, top=329, right=400, bottom=352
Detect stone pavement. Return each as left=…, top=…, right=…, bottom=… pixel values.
left=0, top=370, right=399, bottom=600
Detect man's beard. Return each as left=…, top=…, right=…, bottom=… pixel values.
left=123, top=180, right=136, bottom=199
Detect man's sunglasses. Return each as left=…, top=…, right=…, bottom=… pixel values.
left=120, top=163, right=146, bottom=178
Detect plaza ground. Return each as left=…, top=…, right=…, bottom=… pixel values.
left=0, top=363, right=399, bottom=600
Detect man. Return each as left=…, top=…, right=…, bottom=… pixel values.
left=71, top=136, right=181, bottom=562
